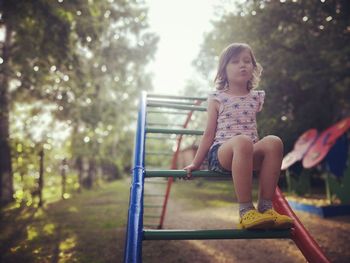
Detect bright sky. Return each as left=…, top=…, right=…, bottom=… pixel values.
left=146, top=0, right=224, bottom=95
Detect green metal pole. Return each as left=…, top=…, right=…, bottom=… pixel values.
left=147, top=94, right=206, bottom=101
left=147, top=102, right=206, bottom=111
left=147, top=99, right=202, bottom=105
left=146, top=151, right=174, bottom=156
left=143, top=229, right=291, bottom=240
left=147, top=110, right=190, bottom=115
left=145, top=170, right=231, bottom=178
left=144, top=205, right=163, bottom=208
left=147, top=122, right=184, bottom=127
left=146, top=128, right=204, bottom=135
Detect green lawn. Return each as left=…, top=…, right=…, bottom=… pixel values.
left=0, top=179, right=130, bottom=263
left=0, top=177, right=263, bottom=262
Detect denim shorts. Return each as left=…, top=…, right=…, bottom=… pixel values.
left=207, top=144, right=231, bottom=174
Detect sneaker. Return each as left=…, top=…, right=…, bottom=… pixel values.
left=237, top=209, right=275, bottom=230
left=262, top=209, right=294, bottom=229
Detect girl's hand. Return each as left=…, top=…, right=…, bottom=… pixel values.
left=183, top=163, right=199, bottom=180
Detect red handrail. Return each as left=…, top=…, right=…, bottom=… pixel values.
left=273, top=187, right=330, bottom=263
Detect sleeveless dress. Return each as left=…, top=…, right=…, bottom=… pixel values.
left=207, top=88, right=265, bottom=173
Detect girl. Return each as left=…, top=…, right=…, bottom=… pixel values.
left=184, top=43, right=293, bottom=229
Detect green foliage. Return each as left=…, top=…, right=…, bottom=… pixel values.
left=288, top=170, right=311, bottom=196
left=1, top=0, right=159, bottom=198
left=189, top=0, right=350, bottom=152
left=328, top=163, right=350, bottom=204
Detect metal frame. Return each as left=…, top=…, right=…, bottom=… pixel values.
left=123, top=92, right=147, bottom=263
left=124, top=91, right=330, bottom=263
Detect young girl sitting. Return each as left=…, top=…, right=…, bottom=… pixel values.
left=184, top=43, right=294, bottom=229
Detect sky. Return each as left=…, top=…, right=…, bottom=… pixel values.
left=0, top=2, right=229, bottom=95
left=146, top=0, right=224, bottom=95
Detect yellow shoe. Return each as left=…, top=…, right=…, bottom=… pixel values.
left=263, top=209, right=294, bottom=229
left=237, top=209, right=275, bottom=230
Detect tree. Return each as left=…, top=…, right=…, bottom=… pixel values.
left=0, top=0, right=158, bottom=204
left=192, top=0, right=350, bottom=151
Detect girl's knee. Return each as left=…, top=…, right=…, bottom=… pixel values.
left=231, top=135, right=254, bottom=154
left=264, top=135, right=284, bottom=152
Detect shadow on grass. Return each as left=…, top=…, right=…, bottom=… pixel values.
left=1, top=178, right=226, bottom=263
left=0, top=180, right=129, bottom=263
left=0, top=205, right=39, bottom=262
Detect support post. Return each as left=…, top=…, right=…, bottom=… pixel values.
left=124, top=92, right=147, bottom=263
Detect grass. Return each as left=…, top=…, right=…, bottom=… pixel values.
left=0, top=179, right=130, bottom=263
left=0, top=176, right=263, bottom=262
left=12, top=172, right=80, bottom=206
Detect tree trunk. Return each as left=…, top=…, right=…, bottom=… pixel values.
left=75, top=156, right=83, bottom=193
left=61, top=158, right=67, bottom=199
left=0, top=24, right=13, bottom=205
left=84, top=158, right=95, bottom=189
left=38, top=148, right=44, bottom=207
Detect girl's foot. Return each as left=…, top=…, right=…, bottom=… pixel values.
left=237, top=209, right=275, bottom=229
left=262, top=209, right=294, bottom=229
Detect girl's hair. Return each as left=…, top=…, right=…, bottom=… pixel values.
left=214, top=43, right=263, bottom=91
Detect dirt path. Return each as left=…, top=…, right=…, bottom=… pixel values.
left=142, top=181, right=350, bottom=263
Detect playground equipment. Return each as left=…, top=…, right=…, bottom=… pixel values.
left=303, top=117, right=350, bottom=169
left=281, top=129, right=318, bottom=170
left=282, top=117, right=350, bottom=215
left=124, top=92, right=330, bottom=263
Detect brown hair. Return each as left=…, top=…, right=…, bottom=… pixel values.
left=214, top=43, right=263, bottom=90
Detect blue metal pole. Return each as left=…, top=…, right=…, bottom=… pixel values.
left=124, top=91, right=147, bottom=263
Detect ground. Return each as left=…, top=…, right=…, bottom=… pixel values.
left=142, top=179, right=350, bottom=263
left=1, top=178, right=349, bottom=262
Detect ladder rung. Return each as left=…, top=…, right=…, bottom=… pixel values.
left=144, top=205, right=163, bottom=208
left=146, top=128, right=203, bottom=135
left=145, top=180, right=168, bottom=184
left=147, top=99, right=201, bottom=106
left=146, top=136, right=173, bottom=140
left=147, top=94, right=206, bottom=101
left=144, top=215, right=160, bottom=218
left=146, top=151, right=174, bottom=156
left=145, top=166, right=166, bottom=169
left=144, top=194, right=164, bottom=197
left=143, top=229, right=292, bottom=240
left=147, top=102, right=206, bottom=112
left=145, top=170, right=231, bottom=178
left=147, top=122, right=184, bottom=127
left=147, top=110, right=190, bottom=115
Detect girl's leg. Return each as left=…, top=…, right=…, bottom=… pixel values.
left=252, top=135, right=284, bottom=201
left=217, top=135, right=276, bottom=229
left=253, top=136, right=294, bottom=228
left=217, top=135, right=254, bottom=203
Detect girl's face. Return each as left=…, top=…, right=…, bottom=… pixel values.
left=225, top=49, right=254, bottom=85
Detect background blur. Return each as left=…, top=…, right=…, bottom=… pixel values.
left=0, top=0, right=349, bottom=262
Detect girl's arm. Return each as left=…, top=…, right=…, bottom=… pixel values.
left=184, top=98, right=219, bottom=176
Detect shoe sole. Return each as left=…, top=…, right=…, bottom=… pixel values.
left=238, top=219, right=275, bottom=230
